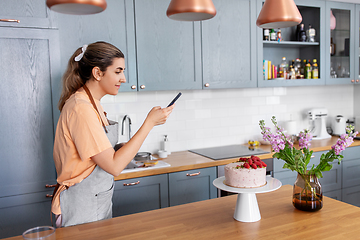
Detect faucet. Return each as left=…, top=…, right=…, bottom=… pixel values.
left=121, top=115, right=132, bottom=141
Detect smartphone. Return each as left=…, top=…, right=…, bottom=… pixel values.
left=167, top=92, right=182, bottom=107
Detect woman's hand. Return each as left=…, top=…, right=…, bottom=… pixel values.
left=145, top=105, right=175, bottom=127
left=92, top=105, right=175, bottom=176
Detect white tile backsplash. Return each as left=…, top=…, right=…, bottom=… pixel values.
left=101, top=85, right=354, bottom=154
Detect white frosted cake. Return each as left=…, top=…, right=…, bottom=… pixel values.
left=224, top=156, right=267, bottom=188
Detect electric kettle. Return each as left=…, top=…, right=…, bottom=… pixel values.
left=332, top=115, right=346, bottom=135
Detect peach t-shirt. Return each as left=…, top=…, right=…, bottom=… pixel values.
left=51, top=90, right=112, bottom=215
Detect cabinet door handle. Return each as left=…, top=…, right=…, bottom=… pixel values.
left=356, top=79, right=359, bottom=83
left=131, top=85, right=136, bottom=89
left=204, top=83, right=210, bottom=87
left=45, top=184, right=57, bottom=188
left=0, top=19, right=20, bottom=23
left=186, top=172, right=200, bottom=177
left=46, top=194, right=53, bottom=198
left=140, top=85, right=145, bottom=89
left=311, top=155, right=315, bottom=158
left=351, top=79, right=355, bottom=83
left=123, top=181, right=140, bottom=186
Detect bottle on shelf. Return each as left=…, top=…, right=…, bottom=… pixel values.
left=305, top=60, right=312, bottom=79
left=306, top=24, right=316, bottom=42
left=277, top=29, right=282, bottom=42
left=279, top=57, right=288, bottom=79
left=297, top=23, right=306, bottom=42
left=263, top=29, right=270, bottom=41
left=294, top=58, right=301, bottom=79
left=312, top=59, right=319, bottom=79
left=301, top=59, right=307, bottom=75
left=330, top=37, right=336, bottom=56
left=270, top=29, right=276, bottom=41
left=289, top=65, right=296, bottom=79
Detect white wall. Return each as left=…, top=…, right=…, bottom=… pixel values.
left=101, top=85, right=354, bottom=154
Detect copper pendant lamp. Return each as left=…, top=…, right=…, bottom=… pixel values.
left=256, top=0, right=302, bottom=28
left=46, top=0, right=107, bottom=15
left=167, top=0, right=216, bottom=21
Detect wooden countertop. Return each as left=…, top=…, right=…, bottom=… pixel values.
left=7, top=185, right=360, bottom=240
left=115, top=137, right=360, bottom=180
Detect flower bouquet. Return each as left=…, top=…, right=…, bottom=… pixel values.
left=259, top=116, right=358, bottom=211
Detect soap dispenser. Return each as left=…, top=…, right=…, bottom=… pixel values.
left=161, top=135, right=171, bottom=155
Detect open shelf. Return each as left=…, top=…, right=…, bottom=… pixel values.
left=263, top=41, right=319, bottom=48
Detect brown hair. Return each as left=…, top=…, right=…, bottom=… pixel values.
left=58, top=41, right=124, bottom=111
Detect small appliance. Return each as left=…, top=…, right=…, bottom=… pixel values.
left=308, top=108, right=331, bottom=140
left=332, top=115, right=346, bottom=136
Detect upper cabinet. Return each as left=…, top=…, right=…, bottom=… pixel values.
left=356, top=4, right=360, bottom=85
left=257, top=0, right=326, bottom=88
left=201, top=0, right=257, bottom=89
left=134, top=0, right=202, bottom=91
left=325, top=1, right=357, bottom=85
left=0, top=0, right=56, bottom=29
left=54, top=0, right=138, bottom=92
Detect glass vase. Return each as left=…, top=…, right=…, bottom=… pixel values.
left=292, top=172, right=323, bottom=211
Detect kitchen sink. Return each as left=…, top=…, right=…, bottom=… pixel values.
left=121, top=159, right=171, bottom=173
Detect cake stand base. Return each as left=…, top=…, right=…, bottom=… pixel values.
left=213, top=176, right=282, bottom=223
left=234, top=193, right=260, bottom=222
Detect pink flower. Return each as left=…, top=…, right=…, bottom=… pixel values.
left=299, top=130, right=312, bottom=149
left=331, top=130, right=358, bottom=155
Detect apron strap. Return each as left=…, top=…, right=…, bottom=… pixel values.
left=83, top=84, right=109, bottom=133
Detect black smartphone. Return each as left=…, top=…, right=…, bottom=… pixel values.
left=167, top=92, right=182, bottom=107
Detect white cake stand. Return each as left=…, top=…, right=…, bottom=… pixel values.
left=213, top=176, right=282, bottom=222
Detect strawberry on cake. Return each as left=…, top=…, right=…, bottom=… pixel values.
left=224, top=155, right=267, bottom=188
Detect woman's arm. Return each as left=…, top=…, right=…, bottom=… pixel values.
left=91, top=105, right=174, bottom=176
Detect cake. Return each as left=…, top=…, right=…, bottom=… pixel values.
left=224, top=155, right=267, bottom=188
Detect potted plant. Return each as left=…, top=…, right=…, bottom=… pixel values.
left=259, top=116, right=358, bottom=211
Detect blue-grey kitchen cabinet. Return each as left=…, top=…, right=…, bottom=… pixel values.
left=168, top=167, right=217, bottom=206
left=354, top=4, right=360, bottom=86
left=256, top=0, right=326, bottom=87
left=0, top=0, right=56, bottom=29
left=0, top=19, right=60, bottom=240
left=325, top=1, right=356, bottom=85
left=133, top=0, right=202, bottom=91
left=54, top=0, right=138, bottom=92
left=341, top=146, right=360, bottom=207
left=200, top=0, right=257, bottom=89
left=112, top=174, right=169, bottom=217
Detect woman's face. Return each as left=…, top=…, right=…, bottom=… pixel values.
left=99, top=57, right=126, bottom=95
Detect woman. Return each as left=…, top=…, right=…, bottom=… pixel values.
left=51, top=41, right=174, bottom=227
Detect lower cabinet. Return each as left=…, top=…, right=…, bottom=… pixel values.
left=113, top=167, right=217, bottom=217
left=342, top=146, right=360, bottom=207
left=0, top=191, right=53, bottom=239
left=112, top=174, right=169, bottom=217
left=168, top=167, right=217, bottom=207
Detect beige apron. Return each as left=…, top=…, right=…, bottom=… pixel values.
left=59, top=86, right=118, bottom=227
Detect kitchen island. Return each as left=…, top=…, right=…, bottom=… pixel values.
left=6, top=185, right=360, bottom=240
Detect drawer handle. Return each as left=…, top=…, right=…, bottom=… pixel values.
left=186, top=172, right=200, bottom=177
left=123, top=181, right=140, bottom=186
left=45, top=184, right=57, bottom=188
left=311, top=155, right=315, bottom=158
left=46, top=194, right=53, bottom=198
left=0, top=19, right=20, bottom=23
